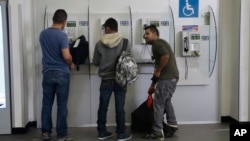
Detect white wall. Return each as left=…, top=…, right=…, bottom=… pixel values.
left=219, top=0, right=240, bottom=121
left=22, top=0, right=36, bottom=123
left=219, top=0, right=250, bottom=122
left=8, top=0, right=36, bottom=128
left=8, top=0, right=26, bottom=128
left=169, top=0, right=219, bottom=123
left=218, top=0, right=230, bottom=118
left=11, top=0, right=224, bottom=128
left=239, top=0, right=250, bottom=121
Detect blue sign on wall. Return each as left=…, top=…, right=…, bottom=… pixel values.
left=179, top=0, right=199, bottom=18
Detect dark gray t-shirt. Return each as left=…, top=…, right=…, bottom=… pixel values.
left=151, top=38, right=179, bottom=80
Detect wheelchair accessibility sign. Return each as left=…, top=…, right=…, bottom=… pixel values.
left=179, top=0, right=199, bottom=18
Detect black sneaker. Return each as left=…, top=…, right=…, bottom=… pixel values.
left=42, top=132, right=51, bottom=140
left=98, top=131, right=113, bottom=140
left=142, top=130, right=164, bottom=141
left=167, top=124, right=178, bottom=132
left=163, top=123, right=175, bottom=137
left=117, top=133, right=132, bottom=141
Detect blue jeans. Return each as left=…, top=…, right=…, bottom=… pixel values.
left=41, top=70, right=70, bottom=138
left=97, top=79, right=127, bottom=134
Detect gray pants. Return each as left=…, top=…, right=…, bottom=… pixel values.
left=152, top=79, right=178, bottom=133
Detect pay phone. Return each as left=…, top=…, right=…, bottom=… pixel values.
left=64, top=21, right=78, bottom=42
left=141, top=18, right=160, bottom=44
left=100, top=18, right=105, bottom=35
left=182, top=31, right=201, bottom=57
left=46, top=12, right=89, bottom=43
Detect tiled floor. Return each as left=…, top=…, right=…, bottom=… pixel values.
left=0, top=123, right=230, bottom=141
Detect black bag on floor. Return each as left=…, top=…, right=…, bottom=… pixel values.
left=131, top=101, right=154, bottom=133
left=131, top=101, right=175, bottom=137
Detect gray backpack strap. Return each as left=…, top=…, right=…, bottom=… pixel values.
left=122, top=38, right=128, bottom=52
left=116, top=38, right=128, bottom=70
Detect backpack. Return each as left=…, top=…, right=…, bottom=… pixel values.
left=70, top=35, right=89, bottom=71
left=115, top=39, right=138, bottom=87
left=131, top=99, right=175, bottom=137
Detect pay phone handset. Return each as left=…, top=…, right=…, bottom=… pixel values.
left=184, top=36, right=189, bottom=53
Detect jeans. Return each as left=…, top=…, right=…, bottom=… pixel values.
left=152, top=79, right=178, bottom=133
left=97, top=79, right=127, bottom=134
left=41, top=70, right=70, bottom=138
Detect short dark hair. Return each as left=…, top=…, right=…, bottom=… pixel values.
left=104, top=17, right=118, bottom=31
left=52, top=9, right=67, bottom=24
left=144, top=24, right=159, bottom=36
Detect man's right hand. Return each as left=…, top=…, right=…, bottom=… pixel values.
left=148, top=84, right=155, bottom=95
left=70, top=63, right=75, bottom=70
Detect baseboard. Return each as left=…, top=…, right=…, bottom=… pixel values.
left=11, top=121, right=37, bottom=134
left=178, top=121, right=220, bottom=124
left=221, top=116, right=239, bottom=124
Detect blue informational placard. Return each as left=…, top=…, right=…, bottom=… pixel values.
left=179, top=0, right=199, bottom=18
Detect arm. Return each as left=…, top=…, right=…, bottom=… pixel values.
left=154, top=55, right=169, bottom=77
left=148, top=55, right=169, bottom=94
left=62, top=48, right=74, bottom=69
